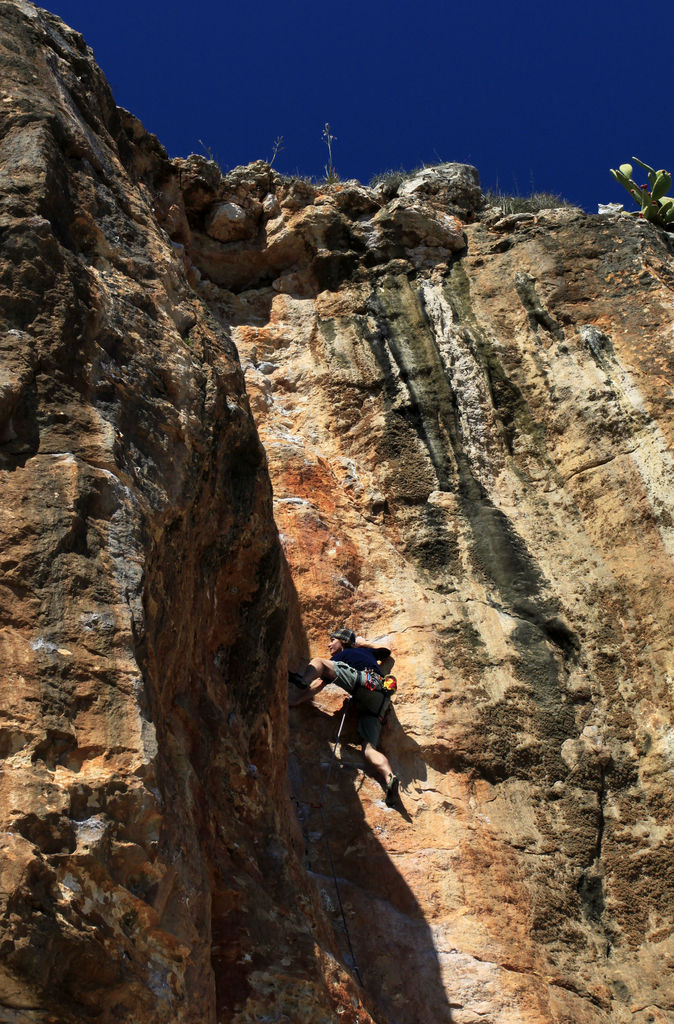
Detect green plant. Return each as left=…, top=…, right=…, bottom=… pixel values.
left=610, top=157, right=674, bottom=227
left=322, top=122, right=339, bottom=183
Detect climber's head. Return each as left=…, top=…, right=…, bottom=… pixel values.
left=327, top=622, right=354, bottom=647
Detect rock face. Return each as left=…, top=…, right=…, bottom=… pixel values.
left=0, top=4, right=370, bottom=1023
left=2, top=3, right=674, bottom=1024
left=192, top=180, right=674, bottom=1023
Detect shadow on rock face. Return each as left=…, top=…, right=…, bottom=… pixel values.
left=289, top=695, right=453, bottom=1024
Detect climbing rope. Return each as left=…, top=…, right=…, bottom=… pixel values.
left=316, top=699, right=364, bottom=987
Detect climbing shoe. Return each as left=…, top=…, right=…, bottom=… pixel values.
left=385, top=774, right=399, bottom=806
left=288, top=670, right=309, bottom=689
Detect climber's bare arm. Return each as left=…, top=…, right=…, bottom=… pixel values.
left=355, top=635, right=378, bottom=647
left=355, top=635, right=392, bottom=657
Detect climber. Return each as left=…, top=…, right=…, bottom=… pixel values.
left=289, top=628, right=400, bottom=805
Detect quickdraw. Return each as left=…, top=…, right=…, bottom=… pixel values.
left=360, top=669, right=383, bottom=692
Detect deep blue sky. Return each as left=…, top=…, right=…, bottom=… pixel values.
left=41, top=0, right=671, bottom=213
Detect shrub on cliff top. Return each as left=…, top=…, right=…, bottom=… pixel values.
left=370, top=168, right=409, bottom=194
left=369, top=164, right=437, bottom=198
left=484, top=189, right=575, bottom=214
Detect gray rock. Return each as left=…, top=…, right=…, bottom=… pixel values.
left=598, top=202, right=624, bottom=215
left=374, top=198, right=466, bottom=250
left=263, top=193, right=281, bottom=218
left=206, top=200, right=253, bottom=242
left=397, top=162, right=484, bottom=216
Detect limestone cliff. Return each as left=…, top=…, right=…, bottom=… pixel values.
left=1, top=3, right=673, bottom=1024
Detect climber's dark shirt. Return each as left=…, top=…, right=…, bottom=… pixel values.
left=333, top=646, right=382, bottom=672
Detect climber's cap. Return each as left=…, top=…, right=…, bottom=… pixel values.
left=330, top=627, right=356, bottom=647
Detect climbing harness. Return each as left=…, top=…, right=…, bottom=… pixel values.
left=360, top=669, right=397, bottom=695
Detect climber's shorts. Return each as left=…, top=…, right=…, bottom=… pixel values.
left=357, top=711, right=383, bottom=749
left=332, top=660, right=360, bottom=694
left=331, top=661, right=385, bottom=748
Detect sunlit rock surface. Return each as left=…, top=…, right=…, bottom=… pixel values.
left=2, top=2, right=674, bottom=1023
left=194, top=171, right=674, bottom=1022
